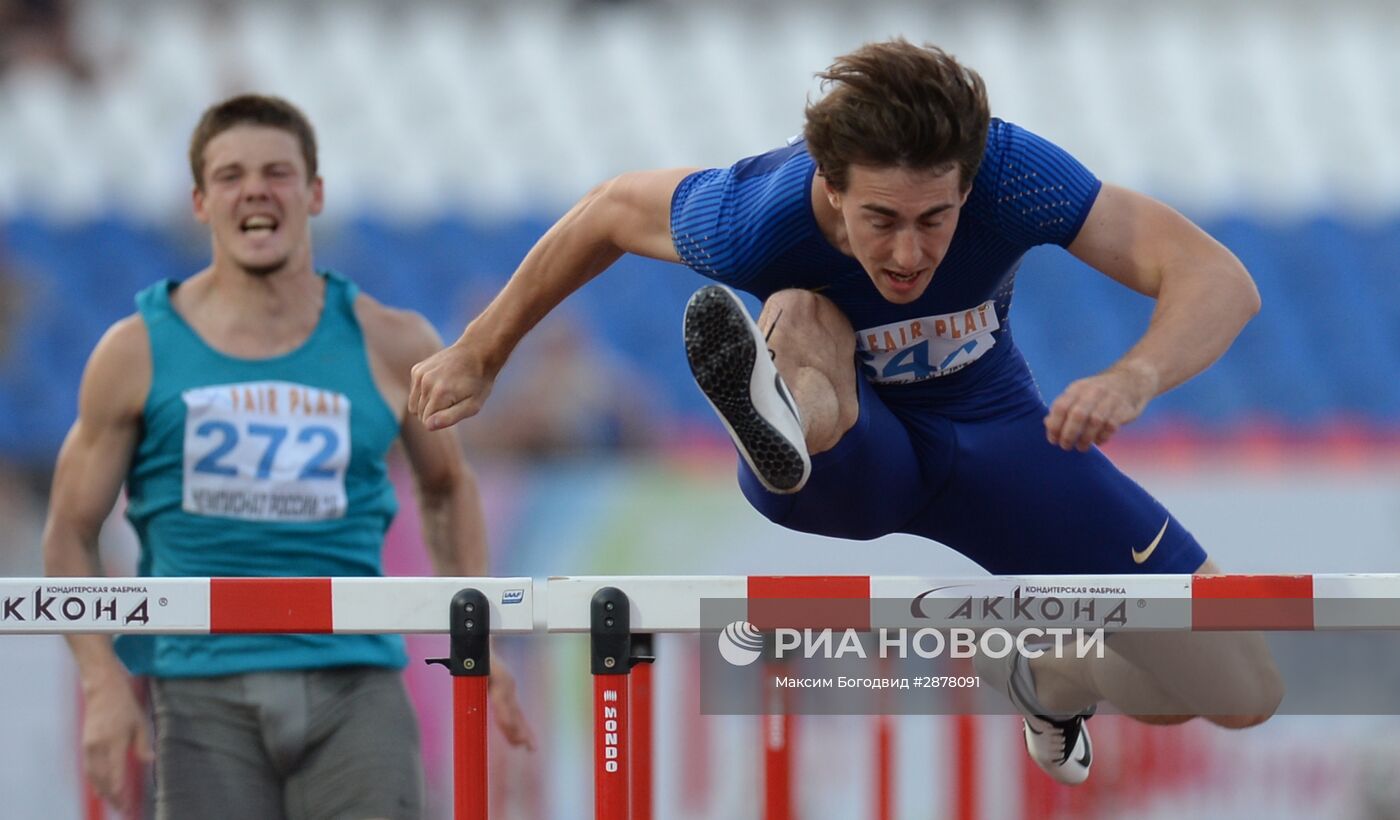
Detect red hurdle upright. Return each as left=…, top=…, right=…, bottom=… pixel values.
left=629, top=633, right=656, bottom=820
left=591, top=587, right=633, bottom=819
left=425, top=588, right=493, bottom=820
left=761, top=630, right=796, bottom=820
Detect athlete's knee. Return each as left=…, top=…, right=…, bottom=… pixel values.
left=760, top=289, right=855, bottom=357
left=1188, top=561, right=1285, bottom=725
left=760, top=289, right=860, bottom=447
left=1232, top=662, right=1284, bottom=726
left=1206, top=640, right=1284, bottom=728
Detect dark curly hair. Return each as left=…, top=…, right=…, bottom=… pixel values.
left=804, top=39, right=990, bottom=192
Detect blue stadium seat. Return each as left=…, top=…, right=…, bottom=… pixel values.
left=3, top=212, right=1399, bottom=465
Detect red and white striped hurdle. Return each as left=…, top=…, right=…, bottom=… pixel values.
left=0, top=577, right=537, bottom=635
left=5, top=572, right=1398, bottom=820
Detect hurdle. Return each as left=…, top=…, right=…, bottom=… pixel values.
left=6, top=572, right=1399, bottom=820
left=0, top=576, right=534, bottom=820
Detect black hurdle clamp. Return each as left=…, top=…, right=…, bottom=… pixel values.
left=591, top=586, right=638, bottom=675
left=425, top=588, right=491, bottom=677
left=630, top=632, right=656, bottom=669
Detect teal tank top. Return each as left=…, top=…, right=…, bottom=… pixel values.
left=117, top=272, right=406, bottom=677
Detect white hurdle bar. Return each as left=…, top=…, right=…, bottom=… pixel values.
left=10, top=572, right=1400, bottom=820
left=0, top=577, right=536, bottom=634
left=547, top=573, right=1400, bottom=633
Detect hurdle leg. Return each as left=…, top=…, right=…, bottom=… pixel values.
left=875, top=712, right=893, bottom=820
left=953, top=658, right=979, bottom=820
left=763, top=705, right=796, bottom=820
left=592, top=587, right=633, bottom=820
left=630, top=634, right=656, bottom=820
left=762, top=641, right=795, bottom=820
left=873, top=653, right=895, bottom=820
left=454, top=675, right=491, bottom=819
left=425, top=588, right=492, bottom=820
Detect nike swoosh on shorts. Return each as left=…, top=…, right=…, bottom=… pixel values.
left=1131, top=518, right=1171, bottom=564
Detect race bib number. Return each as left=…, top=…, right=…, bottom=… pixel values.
left=856, top=301, right=1000, bottom=384
left=182, top=381, right=350, bottom=522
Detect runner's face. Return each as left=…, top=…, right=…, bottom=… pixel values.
left=193, top=125, right=323, bottom=277
left=827, top=164, right=966, bottom=304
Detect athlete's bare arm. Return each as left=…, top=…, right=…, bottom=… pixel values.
left=409, top=167, right=697, bottom=430
left=359, top=299, right=496, bottom=578
left=41, top=316, right=154, bottom=808
left=1048, top=183, right=1260, bottom=451
left=359, top=298, right=535, bottom=749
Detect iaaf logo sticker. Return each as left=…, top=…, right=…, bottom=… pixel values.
left=910, top=583, right=1132, bottom=626
left=501, top=589, right=525, bottom=605
left=1, top=586, right=153, bottom=625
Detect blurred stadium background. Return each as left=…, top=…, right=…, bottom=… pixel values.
left=1, top=0, right=1399, bottom=817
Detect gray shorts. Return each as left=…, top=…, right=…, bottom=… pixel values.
left=151, top=667, right=423, bottom=820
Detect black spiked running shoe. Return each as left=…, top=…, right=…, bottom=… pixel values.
left=683, top=285, right=810, bottom=494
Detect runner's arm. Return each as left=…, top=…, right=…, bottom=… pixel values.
left=43, top=316, right=150, bottom=684
left=1046, top=184, right=1259, bottom=450
left=410, top=168, right=696, bottom=428
left=1069, top=182, right=1259, bottom=396
left=376, top=308, right=491, bottom=575
left=371, top=305, right=537, bottom=748
left=41, top=316, right=154, bottom=803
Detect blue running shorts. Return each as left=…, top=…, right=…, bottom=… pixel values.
left=738, top=375, right=1208, bottom=575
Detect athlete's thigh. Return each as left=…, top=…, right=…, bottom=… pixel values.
left=739, top=375, right=954, bottom=540
left=286, top=668, right=423, bottom=820
left=152, top=677, right=286, bottom=820
left=910, top=407, right=1207, bottom=575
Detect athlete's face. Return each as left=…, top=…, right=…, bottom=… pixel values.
left=193, top=125, right=323, bottom=277
left=826, top=164, right=968, bottom=304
